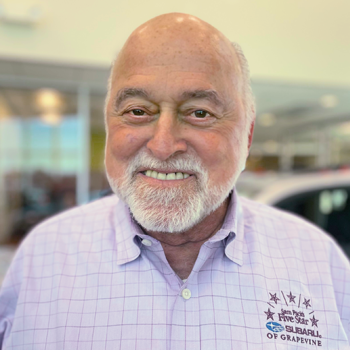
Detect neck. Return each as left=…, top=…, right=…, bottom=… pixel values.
left=142, top=196, right=230, bottom=279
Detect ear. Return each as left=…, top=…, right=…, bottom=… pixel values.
left=247, top=120, right=255, bottom=150
left=247, top=105, right=256, bottom=150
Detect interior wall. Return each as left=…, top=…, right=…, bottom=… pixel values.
left=0, top=0, right=349, bottom=86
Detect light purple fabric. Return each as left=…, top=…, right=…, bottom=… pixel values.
left=0, top=190, right=349, bottom=349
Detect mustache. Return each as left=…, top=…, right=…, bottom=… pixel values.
left=126, top=150, right=206, bottom=178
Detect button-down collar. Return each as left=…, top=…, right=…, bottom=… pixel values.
left=222, top=189, right=245, bottom=266
left=113, top=199, right=142, bottom=265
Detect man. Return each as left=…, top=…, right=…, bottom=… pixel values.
left=0, top=13, right=349, bottom=350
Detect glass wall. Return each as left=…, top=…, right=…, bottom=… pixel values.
left=0, top=83, right=108, bottom=245
left=0, top=88, right=78, bottom=243
left=246, top=122, right=350, bottom=172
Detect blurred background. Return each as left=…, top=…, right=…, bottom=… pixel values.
left=0, top=0, right=349, bottom=281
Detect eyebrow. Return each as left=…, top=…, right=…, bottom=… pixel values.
left=113, top=87, right=225, bottom=109
left=114, top=88, right=149, bottom=109
left=180, top=89, right=225, bottom=107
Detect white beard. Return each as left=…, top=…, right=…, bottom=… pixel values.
left=106, top=150, right=241, bottom=233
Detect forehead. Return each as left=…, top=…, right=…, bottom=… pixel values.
left=111, top=41, right=239, bottom=102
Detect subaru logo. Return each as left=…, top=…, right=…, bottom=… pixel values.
left=266, top=322, right=284, bottom=333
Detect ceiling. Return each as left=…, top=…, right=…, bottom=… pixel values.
left=0, top=0, right=349, bottom=86
left=252, top=81, right=350, bottom=142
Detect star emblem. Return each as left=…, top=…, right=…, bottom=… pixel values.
left=303, top=298, right=311, bottom=309
left=310, top=315, right=319, bottom=327
left=286, top=291, right=296, bottom=303
left=269, top=292, right=280, bottom=304
left=264, top=308, right=275, bottom=321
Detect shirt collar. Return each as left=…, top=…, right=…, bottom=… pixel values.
left=113, top=198, right=143, bottom=265
left=113, top=188, right=245, bottom=266
left=221, top=188, right=245, bottom=266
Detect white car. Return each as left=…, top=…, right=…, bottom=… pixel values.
left=236, top=169, right=350, bottom=257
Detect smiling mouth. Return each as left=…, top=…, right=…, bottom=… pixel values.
left=140, top=170, right=192, bottom=180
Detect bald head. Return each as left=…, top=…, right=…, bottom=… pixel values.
left=117, top=13, right=237, bottom=71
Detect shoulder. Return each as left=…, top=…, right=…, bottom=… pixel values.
left=238, top=195, right=350, bottom=278
left=20, top=195, right=120, bottom=250
left=35, top=194, right=119, bottom=228
left=239, top=195, right=336, bottom=246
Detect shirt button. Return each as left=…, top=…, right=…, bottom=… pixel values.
left=141, top=239, right=152, bottom=246
left=182, top=288, right=191, bottom=300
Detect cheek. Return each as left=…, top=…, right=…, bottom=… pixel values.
left=193, top=129, right=241, bottom=180
left=105, top=124, right=145, bottom=172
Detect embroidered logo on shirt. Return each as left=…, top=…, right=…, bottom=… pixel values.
left=264, top=291, right=323, bottom=347
left=266, top=322, right=285, bottom=333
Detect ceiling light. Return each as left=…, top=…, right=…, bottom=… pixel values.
left=35, top=88, right=63, bottom=111
left=320, top=94, right=338, bottom=108
left=0, top=4, right=43, bottom=26
left=258, top=113, right=276, bottom=127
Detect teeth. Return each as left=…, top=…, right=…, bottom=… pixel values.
left=142, top=170, right=190, bottom=180
left=166, top=173, right=176, bottom=180
left=157, top=173, right=166, bottom=180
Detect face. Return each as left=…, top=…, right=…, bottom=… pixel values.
left=105, top=36, right=253, bottom=233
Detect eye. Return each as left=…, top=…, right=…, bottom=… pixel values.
left=192, top=110, right=209, bottom=118
left=130, top=109, right=146, bottom=116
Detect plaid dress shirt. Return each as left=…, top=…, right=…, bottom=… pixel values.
left=0, top=190, right=349, bottom=349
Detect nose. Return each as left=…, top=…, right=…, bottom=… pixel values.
left=146, top=112, right=187, bottom=161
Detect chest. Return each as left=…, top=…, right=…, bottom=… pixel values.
left=12, top=245, right=348, bottom=350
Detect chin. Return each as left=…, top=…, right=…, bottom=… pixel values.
left=106, top=170, right=236, bottom=234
